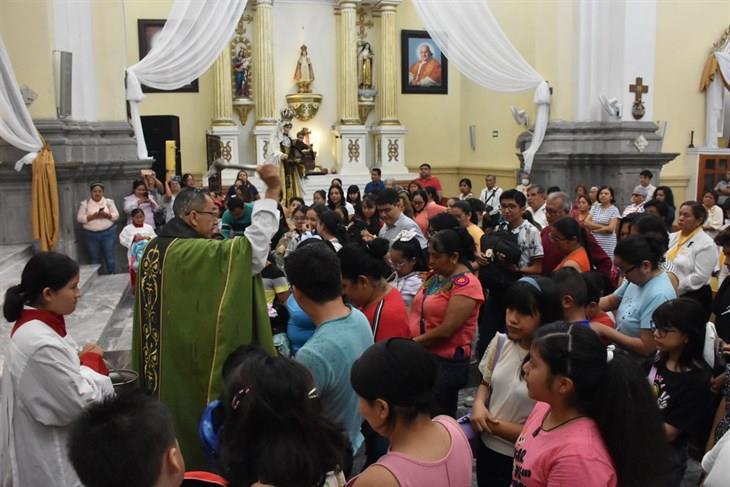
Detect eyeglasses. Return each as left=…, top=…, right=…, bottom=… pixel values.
left=617, top=264, right=636, bottom=275
left=192, top=209, right=219, bottom=218
left=650, top=322, right=680, bottom=337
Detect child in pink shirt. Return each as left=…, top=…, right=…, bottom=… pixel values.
left=516, top=322, right=671, bottom=487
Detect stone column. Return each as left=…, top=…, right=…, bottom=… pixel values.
left=334, top=0, right=369, bottom=175
left=252, top=0, right=277, bottom=163
left=208, top=50, right=241, bottom=172
left=372, top=0, right=408, bottom=175
left=338, top=1, right=360, bottom=125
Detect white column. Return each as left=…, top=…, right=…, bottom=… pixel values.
left=53, top=0, right=97, bottom=121
left=335, top=0, right=369, bottom=175
left=372, top=0, right=408, bottom=175
left=209, top=50, right=241, bottom=166
left=253, top=0, right=277, bottom=163
left=575, top=0, right=656, bottom=122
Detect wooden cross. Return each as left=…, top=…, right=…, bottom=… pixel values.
left=629, top=77, right=649, bottom=103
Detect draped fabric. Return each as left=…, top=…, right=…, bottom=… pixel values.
left=31, top=145, right=60, bottom=251
left=0, top=36, right=42, bottom=170
left=700, top=45, right=730, bottom=148
left=0, top=35, right=60, bottom=250
left=411, top=0, right=550, bottom=173
left=125, top=0, right=248, bottom=159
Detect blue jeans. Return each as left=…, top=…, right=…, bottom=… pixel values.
left=84, top=227, right=117, bottom=273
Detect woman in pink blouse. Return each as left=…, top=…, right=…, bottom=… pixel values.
left=408, top=227, right=484, bottom=418
left=77, top=183, right=119, bottom=274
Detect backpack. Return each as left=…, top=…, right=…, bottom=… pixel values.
left=479, top=230, right=522, bottom=292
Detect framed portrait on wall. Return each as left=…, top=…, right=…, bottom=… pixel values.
left=401, top=30, right=448, bottom=95
left=137, top=19, right=199, bottom=93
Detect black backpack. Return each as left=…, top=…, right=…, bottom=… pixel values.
left=479, top=230, right=522, bottom=292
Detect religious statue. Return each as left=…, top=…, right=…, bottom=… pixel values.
left=268, top=109, right=309, bottom=201
left=294, top=45, right=315, bottom=93
left=358, top=42, right=374, bottom=89
left=232, top=46, right=251, bottom=98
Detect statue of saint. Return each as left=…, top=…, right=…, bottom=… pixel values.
left=294, top=45, right=314, bottom=93
left=358, top=42, right=374, bottom=89
left=232, top=46, right=251, bottom=98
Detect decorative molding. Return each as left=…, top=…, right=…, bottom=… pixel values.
left=387, top=138, right=399, bottom=162
left=356, top=6, right=374, bottom=42
left=286, top=93, right=323, bottom=121
left=710, top=25, right=730, bottom=53
left=348, top=139, right=361, bottom=162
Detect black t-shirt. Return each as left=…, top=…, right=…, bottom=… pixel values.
left=652, top=360, right=711, bottom=445
left=712, top=277, right=730, bottom=342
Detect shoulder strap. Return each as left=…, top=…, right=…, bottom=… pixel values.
left=372, top=298, right=385, bottom=339
left=648, top=351, right=661, bottom=384
left=491, top=333, right=506, bottom=372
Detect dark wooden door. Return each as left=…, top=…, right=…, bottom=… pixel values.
left=698, top=154, right=730, bottom=197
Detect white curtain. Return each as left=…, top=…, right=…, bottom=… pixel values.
left=126, top=0, right=248, bottom=159
left=705, top=50, right=730, bottom=148
left=0, top=36, right=43, bottom=171
left=411, top=0, right=550, bottom=174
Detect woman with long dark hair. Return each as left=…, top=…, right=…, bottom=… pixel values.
left=0, top=252, right=113, bottom=486
left=347, top=339, right=473, bottom=487
left=517, top=322, right=670, bottom=487
left=221, top=352, right=350, bottom=487
left=650, top=299, right=713, bottom=485
left=653, top=186, right=676, bottom=230
left=347, top=185, right=362, bottom=215
left=471, top=277, right=562, bottom=487
left=123, top=179, right=159, bottom=228
left=328, top=185, right=355, bottom=218
left=352, top=195, right=383, bottom=238
left=318, top=210, right=348, bottom=252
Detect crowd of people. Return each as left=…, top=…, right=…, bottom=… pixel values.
left=3, top=163, right=730, bottom=487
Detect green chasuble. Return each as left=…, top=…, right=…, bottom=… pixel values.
left=132, top=231, right=273, bottom=470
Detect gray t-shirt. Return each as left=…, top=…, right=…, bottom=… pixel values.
left=378, top=213, right=428, bottom=249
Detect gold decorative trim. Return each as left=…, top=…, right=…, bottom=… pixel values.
left=207, top=239, right=238, bottom=401
left=710, top=25, right=730, bottom=53
left=286, top=93, right=323, bottom=122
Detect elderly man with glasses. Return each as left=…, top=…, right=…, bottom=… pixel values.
left=132, top=165, right=281, bottom=470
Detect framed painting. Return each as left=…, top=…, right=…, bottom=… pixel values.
left=137, top=19, right=199, bottom=93
left=401, top=30, right=448, bottom=95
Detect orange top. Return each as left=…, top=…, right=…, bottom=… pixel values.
left=556, top=247, right=591, bottom=272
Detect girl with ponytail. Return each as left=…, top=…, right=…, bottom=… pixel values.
left=317, top=209, right=348, bottom=252
left=1, top=252, right=113, bottom=486
left=408, top=227, right=484, bottom=418
left=516, top=322, right=670, bottom=487
left=339, top=238, right=410, bottom=343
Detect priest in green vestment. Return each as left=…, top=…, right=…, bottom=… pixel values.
left=132, top=165, right=281, bottom=470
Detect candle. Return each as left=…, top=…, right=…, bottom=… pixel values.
left=165, top=140, right=176, bottom=178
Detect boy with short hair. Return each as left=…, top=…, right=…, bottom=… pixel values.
left=582, top=270, right=616, bottom=330
left=68, top=391, right=186, bottom=487
left=551, top=267, right=589, bottom=326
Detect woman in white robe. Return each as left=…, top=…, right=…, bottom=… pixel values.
left=0, top=252, right=113, bottom=487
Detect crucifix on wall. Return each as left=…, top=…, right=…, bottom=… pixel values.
left=629, top=76, right=649, bottom=120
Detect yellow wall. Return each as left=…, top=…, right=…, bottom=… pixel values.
left=122, top=0, right=215, bottom=176
left=654, top=1, right=730, bottom=180
left=0, top=0, right=57, bottom=119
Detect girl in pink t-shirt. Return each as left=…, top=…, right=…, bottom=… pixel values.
left=515, top=322, right=670, bottom=487
left=348, top=338, right=473, bottom=487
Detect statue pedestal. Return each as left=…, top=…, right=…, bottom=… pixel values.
left=252, top=125, right=276, bottom=165
left=208, top=124, right=241, bottom=167
left=372, top=125, right=408, bottom=174
left=334, top=125, right=369, bottom=176
left=517, top=121, right=679, bottom=206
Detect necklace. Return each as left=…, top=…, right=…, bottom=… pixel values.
left=538, top=413, right=585, bottom=434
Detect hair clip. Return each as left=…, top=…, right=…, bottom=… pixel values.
left=606, top=345, right=615, bottom=363
left=307, top=387, right=318, bottom=399
left=231, top=386, right=251, bottom=411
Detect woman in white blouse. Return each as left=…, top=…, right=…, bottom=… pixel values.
left=667, top=201, right=718, bottom=315
left=702, top=190, right=724, bottom=239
